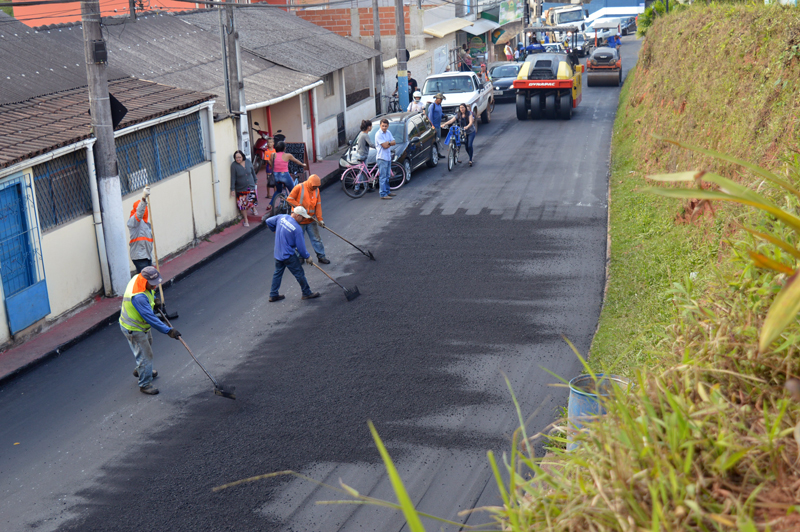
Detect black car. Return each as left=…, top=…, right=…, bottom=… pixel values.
left=488, top=62, right=522, bottom=102
left=621, top=17, right=637, bottom=36
left=339, top=112, right=439, bottom=182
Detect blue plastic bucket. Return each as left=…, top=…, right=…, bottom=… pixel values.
left=566, top=374, right=630, bottom=451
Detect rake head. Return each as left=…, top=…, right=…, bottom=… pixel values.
left=213, top=383, right=237, bottom=400
left=344, top=286, right=361, bottom=302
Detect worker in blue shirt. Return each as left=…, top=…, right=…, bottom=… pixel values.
left=526, top=40, right=544, bottom=56
left=266, top=206, right=320, bottom=302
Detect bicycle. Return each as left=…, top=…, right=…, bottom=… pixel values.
left=340, top=160, right=407, bottom=199
left=444, top=124, right=466, bottom=172
left=385, top=94, right=400, bottom=113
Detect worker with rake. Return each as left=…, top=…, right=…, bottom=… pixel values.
left=266, top=206, right=321, bottom=303
left=286, top=174, right=330, bottom=264
left=120, top=266, right=181, bottom=395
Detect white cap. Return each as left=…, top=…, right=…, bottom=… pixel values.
left=293, top=206, right=311, bottom=218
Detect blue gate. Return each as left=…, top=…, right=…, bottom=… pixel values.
left=0, top=172, right=50, bottom=334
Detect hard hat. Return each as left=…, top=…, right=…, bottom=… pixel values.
left=413, top=91, right=421, bottom=99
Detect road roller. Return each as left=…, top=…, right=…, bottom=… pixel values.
left=513, top=25, right=584, bottom=121
left=586, top=46, right=623, bottom=87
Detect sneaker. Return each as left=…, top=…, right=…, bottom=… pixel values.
left=381, top=196, right=393, bottom=200
left=317, top=256, right=331, bottom=265
left=133, top=369, right=158, bottom=379
left=301, top=292, right=321, bottom=300
left=269, top=295, right=285, bottom=302
left=139, top=385, right=159, bottom=395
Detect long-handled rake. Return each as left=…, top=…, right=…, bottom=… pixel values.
left=311, top=262, right=360, bottom=301
left=159, top=311, right=236, bottom=400
left=312, top=217, right=375, bottom=261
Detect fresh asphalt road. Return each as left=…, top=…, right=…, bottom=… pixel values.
left=0, top=38, right=640, bottom=532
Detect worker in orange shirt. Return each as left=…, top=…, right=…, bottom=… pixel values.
left=286, top=174, right=330, bottom=264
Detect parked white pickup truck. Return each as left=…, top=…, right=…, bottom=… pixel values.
left=419, top=71, right=495, bottom=128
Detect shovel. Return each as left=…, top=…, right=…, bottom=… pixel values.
left=312, top=217, right=375, bottom=261
left=310, top=262, right=360, bottom=301
left=159, top=311, right=236, bottom=400
left=148, top=197, right=179, bottom=320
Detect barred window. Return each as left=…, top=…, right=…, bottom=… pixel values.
left=33, top=150, right=92, bottom=232
left=116, top=112, right=206, bottom=195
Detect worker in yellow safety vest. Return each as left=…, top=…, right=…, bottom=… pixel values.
left=119, top=266, right=181, bottom=395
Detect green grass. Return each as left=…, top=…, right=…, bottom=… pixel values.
left=1, top=6, right=13, bottom=17
left=589, top=67, right=725, bottom=375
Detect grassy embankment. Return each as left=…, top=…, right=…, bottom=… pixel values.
left=484, top=4, right=800, bottom=531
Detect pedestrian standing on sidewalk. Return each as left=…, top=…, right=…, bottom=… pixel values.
left=504, top=43, right=514, bottom=61
left=128, top=185, right=153, bottom=273
left=270, top=141, right=308, bottom=211
left=266, top=207, right=320, bottom=302
left=230, top=150, right=259, bottom=227
left=375, top=118, right=396, bottom=200
left=119, top=266, right=181, bottom=395
left=286, top=174, right=330, bottom=264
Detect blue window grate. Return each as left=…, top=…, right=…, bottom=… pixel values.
left=116, top=112, right=206, bottom=194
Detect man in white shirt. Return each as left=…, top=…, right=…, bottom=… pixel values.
left=374, top=118, right=396, bottom=200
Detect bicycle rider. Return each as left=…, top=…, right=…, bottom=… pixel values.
left=355, top=119, right=374, bottom=191
left=269, top=141, right=308, bottom=213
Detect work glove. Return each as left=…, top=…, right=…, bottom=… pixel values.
left=142, top=186, right=151, bottom=199
left=318, top=220, right=325, bottom=228
left=305, top=257, right=314, bottom=265
left=153, top=302, right=165, bottom=316
left=168, top=328, right=181, bottom=339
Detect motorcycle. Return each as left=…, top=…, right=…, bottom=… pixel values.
left=251, top=122, right=270, bottom=174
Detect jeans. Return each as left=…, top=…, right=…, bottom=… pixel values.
left=132, top=258, right=152, bottom=273
left=270, top=172, right=295, bottom=209
left=121, top=325, right=155, bottom=388
left=377, top=159, right=391, bottom=197
left=302, top=223, right=326, bottom=258
left=465, top=130, right=476, bottom=162
left=270, top=254, right=312, bottom=298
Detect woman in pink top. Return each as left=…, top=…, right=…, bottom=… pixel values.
left=269, top=141, right=308, bottom=211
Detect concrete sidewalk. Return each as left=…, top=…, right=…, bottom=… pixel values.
left=0, top=157, right=342, bottom=384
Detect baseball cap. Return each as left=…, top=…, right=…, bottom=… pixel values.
left=140, top=266, right=163, bottom=286
left=293, top=206, right=311, bottom=219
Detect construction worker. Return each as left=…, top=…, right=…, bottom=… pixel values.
left=265, top=206, right=320, bottom=302
left=119, top=266, right=181, bottom=395
left=128, top=186, right=153, bottom=273
left=286, top=174, right=330, bottom=264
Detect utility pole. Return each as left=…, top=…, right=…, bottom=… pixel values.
left=395, top=0, right=409, bottom=112
left=129, top=0, right=136, bottom=21
left=372, top=0, right=385, bottom=114
left=221, top=0, right=250, bottom=157
left=81, top=0, right=130, bottom=296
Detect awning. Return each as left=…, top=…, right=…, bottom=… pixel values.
left=423, top=18, right=473, bottom=39
left=462, top=18, right=500, bottom=36
left=383, top=49, right=429, bottom=70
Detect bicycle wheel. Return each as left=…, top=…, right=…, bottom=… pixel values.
left=447, top=140, right=456, bottom=171
left=389, top=162, right=406, bottom=190
left=342, top=167, right=368, bottom=198
left=274, top=193, right=291, bottom=215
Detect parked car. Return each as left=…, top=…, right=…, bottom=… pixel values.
left=542, top=43, right=566, bottom=53
left=419, top=71, right=494, bottom=128
left=573, top=33, right=591, bottom=57
left=583, top=19, right=620, bottom=48
left=339, top=112, right=438, bottom=182
left=488, top=62, right=522, bottom=102
left=620, top=16, right=637, bottom=36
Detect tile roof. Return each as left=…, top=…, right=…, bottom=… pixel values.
left=35, top=12, right=321, bottom=117
left=0, top=78, right=214, bottom=169
left=178, top=8, right=381, bottom=78
left=0, top=12, right=129, bottom=105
